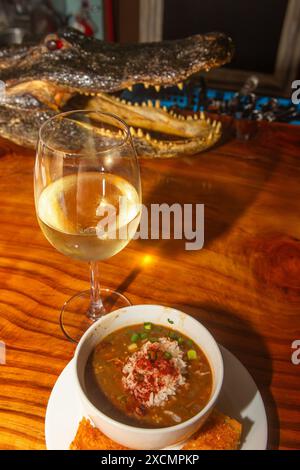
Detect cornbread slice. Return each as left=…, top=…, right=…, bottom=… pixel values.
left=70, top=410, right=241, bottom=450
left=70, top=418, right=127, bottom=450
left=182, top=410, right=242, bottom=450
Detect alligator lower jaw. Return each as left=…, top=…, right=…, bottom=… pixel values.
left=69, top=88, right=222, bottom=157
left=5, top=80, right=222, bottom=157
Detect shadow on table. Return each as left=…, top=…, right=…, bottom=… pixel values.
left=170, top=302, right=280, bottom=450
left=111, top=272, right=279, bottom=449
left=114, top=125, right=281, bottom=448
left=134, top=125, right=280, bottom=259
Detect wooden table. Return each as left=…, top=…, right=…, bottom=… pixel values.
left=0, top=122, right=299, bottom=450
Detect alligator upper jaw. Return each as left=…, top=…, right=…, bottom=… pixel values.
left=0, top=29, right=234, bottom=93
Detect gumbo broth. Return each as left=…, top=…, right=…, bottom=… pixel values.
left=85, top=322, right=213, bottom=428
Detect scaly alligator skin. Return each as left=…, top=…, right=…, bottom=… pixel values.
left=0, top=28, right=234, bottom=157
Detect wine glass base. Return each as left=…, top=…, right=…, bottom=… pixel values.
left=60, top=288, right=131, bottom=343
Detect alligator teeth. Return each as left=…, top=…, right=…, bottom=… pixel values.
left=144, top=83, right=150, bottom=89
left=154, top=85, right=161, bottom=92
left=130, top=127, right=135, bottom=135
left=145, top=133, right=151, bottom=141
left=84, top=92, right=89, bottom=96
left=206, top=118, right=211, bottom=125
left=155, top=100, right=160, bottom=108
left=147, top=100, right=153, bottom=107
left=121, top=99, right=126, bottom=104
left=200, top=111, right=205, bottom=120
left=163, top=106, right=167, bottom=112
left=212, top=120, right=217, bottom=128
left=177, top=82, right=183, bottom=90
left=216, top=122, right=222, bottom=133
left=127, top=85, right=133, bottom=91
left=142, top=102, right=146, bottom=107
left=187, top=115, right=193, bottom=120
left=208, top=131, right=213, bottom=141
left=194, top=113, right=198, bottom=120
left=137, top=128, right=144, bottom=137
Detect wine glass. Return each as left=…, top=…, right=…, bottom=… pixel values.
left=34, top=110, right=141, bottom=342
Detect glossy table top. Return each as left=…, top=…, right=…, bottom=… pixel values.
left=0, top=122, right=299, bottom=449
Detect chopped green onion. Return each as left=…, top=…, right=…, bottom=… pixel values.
left=149, top=337, right=157, bottom=343
left=187, top=339, right=194, bottom=347
left=187, top=349, right=197, bottom=360
left=164, top=351, right=172, bottom=360
left=144, top=322, right=152, bottom=330
left=177, top=337, right=184, bottom=345
left=169, top=331, right=179, bottom=340
left=128, top=343, right=138, bottom=352
left=131, top=333, right=140, bottom=343
left=167, top=318, right=174, bottom=324
left=140, top=332, right=148, bottom=340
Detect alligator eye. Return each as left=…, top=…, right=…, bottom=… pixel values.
left=46, top=38, right=64, bottom=51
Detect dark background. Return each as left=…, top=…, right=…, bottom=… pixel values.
left=163, top=0, right=288, bottom=74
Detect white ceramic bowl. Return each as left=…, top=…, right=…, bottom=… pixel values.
left=74, top=305, right=224, bottom=449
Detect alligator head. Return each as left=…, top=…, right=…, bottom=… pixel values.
left=0, top=28, right=234, bottom=157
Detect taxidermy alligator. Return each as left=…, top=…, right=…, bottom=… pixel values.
left=0, top=28, right=233, bottom=157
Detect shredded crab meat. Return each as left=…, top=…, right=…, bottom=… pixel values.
left=122, top=337, right=186, bottom=408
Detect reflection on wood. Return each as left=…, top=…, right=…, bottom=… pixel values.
left=0, top=121, right=299, bottom=449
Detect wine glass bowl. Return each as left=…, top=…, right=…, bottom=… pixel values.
left=34, top=110, right=141, bottom=342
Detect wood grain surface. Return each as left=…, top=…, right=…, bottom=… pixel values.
left=0, top=122, right=300, bottom=450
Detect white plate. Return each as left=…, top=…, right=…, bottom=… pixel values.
left=45, top=345, right=268, bottom=450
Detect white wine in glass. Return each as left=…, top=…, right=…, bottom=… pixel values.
left=34, top=110, right=141, bottom=342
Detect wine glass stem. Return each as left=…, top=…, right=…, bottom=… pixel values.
left=87, top=261, right=106, bottom=320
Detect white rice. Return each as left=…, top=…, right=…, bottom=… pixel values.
left=122, top=337, right=186, bottom=408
